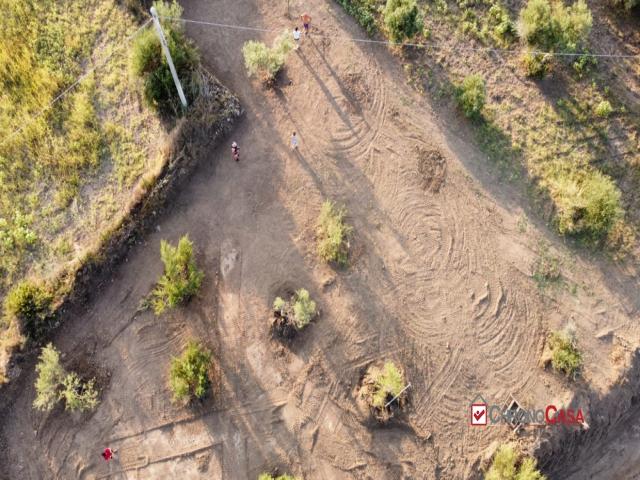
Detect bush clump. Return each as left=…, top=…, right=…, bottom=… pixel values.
left=272, top=289, right=317, bottom=338
left=487, top=4, right=517, bottom=46
left=3, top=280, right=53, bottom=340
left=242, top=31, right=293, bottom=83
left=594, top=100, right=613, bottom=118
left=545, top=166, right=623, bottom=241
left=335, top=0, right=378, bottom=36
left=152, top=235, right=204, bottom=315
left=383, top=0, right=424, bottom=42
left=521, top=51, right=553, bottom=77
left=131, top=1, right=199, bottom=116
left=317, top=200, right=352, bottom=266
left=33, top=343, right=99, bottom=412
left=33, top=343, right=67, bottom=411
left=548, top=331, right=582, bottom=378
left=169, top=341, right=212, bottom=402
left=361, top=361, right=407, bottom=421
left=258, top=474, right=299, bottom=480
left=518, top=0, right=592, bottom=52
left=456, top=74, right=486, bottom=119
left=485, top=444, right=546, bottom=480
left=59, top=372, right=99, bottom=412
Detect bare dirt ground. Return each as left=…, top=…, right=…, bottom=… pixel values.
left=1, top=1, right=640, bottom=479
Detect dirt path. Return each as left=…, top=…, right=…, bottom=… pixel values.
left=1, top=1, right=639, bottom=479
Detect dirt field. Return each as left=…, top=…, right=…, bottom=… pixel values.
left=2, top=1, right=640, bottom=478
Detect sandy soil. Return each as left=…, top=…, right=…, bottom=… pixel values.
left=1, top=1, right=640, bottom=479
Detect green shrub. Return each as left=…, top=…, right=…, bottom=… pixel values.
left=60, top=372, right=99, bottom=412
left=292, top=289, right=316, bottom=329
left=572, top=53, right=597, bottom=78
left=152, top=235, right=204, bottom=315
left=594, top=100, right=613, bottom=118
left=33, top=343, right=99, bottom=412
left=335, top=0, right=377, bottom=36
left=487, top=4, right=517, bottom=45
left=548, top=331, right=582, bottom=378
left=4, top=280, right=53, bottom=340
left=273, top=289, right=316, bottom=330
left=258, top=474, right=299, bottom=480
left=456, top=74, right=486, bottom=119
left=363, top=361, right=405, bottom=409
left=169, top=341, right=211, bottom=401
left=131, top=1, right=199, bottom=116
left=546, top=167, right=622, bottom=240
left=485, top=444, right=546, bottom=480
left=273, top=296, right=287, bottom=313
left=516, top=458, right=547, bottom=480
left=518, top=0, right=555, bottom=49
left=242, top=31, right=293, bottom=83
left=518, top=0, right=592, bottom=52
left=33, top=343, right=66, bottom=411
left=531, top=241, right=561, bottom=289
left=383, top=0, right=423, bottom=42
left=521, top=51, right=553, bottom=77
left=317, top=200, right=352, bottom=266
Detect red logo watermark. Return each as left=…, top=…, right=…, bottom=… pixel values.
left=469, top=394, right=586, bottom=427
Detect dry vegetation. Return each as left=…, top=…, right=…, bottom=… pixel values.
left=0, top=0, right=166, bottom=380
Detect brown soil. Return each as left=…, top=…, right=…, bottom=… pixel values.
left=1, top=1, right=640, bottom=479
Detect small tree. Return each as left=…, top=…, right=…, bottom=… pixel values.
left=518, top=0, right=555, bottom=50
left=33, top=344, right=99, bottom=412
left=485, top=444, right=546, bottom=480
left=456, top=74, right=486, bottom=119
left=548, top=168, right=622, bottom=240
left=521, top=51, right=553, bottom=78
left=317, top=200, right=352, bottom=266
left=33, top=343, right=66, bottom=411
left=4, top=280, right=53, bottom=340
left=152, top=235, right=204, bottom=315
left=383, top=0, right=423, bottom=42
left=291, top=289, right=316, bottom=329
left=60, top=372, right=99, bottom=412
left=594, top=100, right=613, bottom=118
left=169, top=341, right=212, bottom=402
left=548, top=331, right=582, bottom=379
left=518, top=0, right=592, bottom=52
left=243, top=31, right=293, bottom=83
left=361, top=361, right=407, bottom=421
left=272, top=289, right=317, bottom=337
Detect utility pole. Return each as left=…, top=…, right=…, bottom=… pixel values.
left=150, top=6, right=188, bottom=108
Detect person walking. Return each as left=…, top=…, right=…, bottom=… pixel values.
left=290, top=131, right=298, bottom=150
left=293, top=27, right=301, bottom=50
left=231, top=141, right=239, bottom=162
left=300, top=13, right=311, bottom=35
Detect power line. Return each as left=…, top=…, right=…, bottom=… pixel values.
left=1, top=18, right=153, bottom=147
left=159, top=15, right=640, bottom=60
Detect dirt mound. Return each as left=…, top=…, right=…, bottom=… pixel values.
left=416, top=147, right=447, bottom=193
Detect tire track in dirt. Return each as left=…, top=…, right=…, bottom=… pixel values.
left=286, top=26, right=544, bottom=459
left=346, top=76, right=544, bottom=447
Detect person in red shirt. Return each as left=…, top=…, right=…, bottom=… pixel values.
left=102, top=447, right=116, bottom=461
